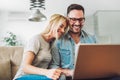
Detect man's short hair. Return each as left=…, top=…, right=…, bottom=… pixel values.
left=67, top=4, right=85, bottom=15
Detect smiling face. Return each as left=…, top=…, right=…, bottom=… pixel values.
left=42, top=14, right=68, bottom=41
left=68, top=10, right=85, bottom=34
left=45, top=14, right=68, bottom=39
left=56, top=21, right=67, bottom=39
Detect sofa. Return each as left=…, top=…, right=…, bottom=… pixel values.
left=0, top=46, right=24, bottom=80
left=0, top=46, right=120, bottom=80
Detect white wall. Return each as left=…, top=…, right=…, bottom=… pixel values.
left=0, top=0, right=120, bottom=45
left=94, top=11, right=120, bottom=44
left=0, top=11, right=47, bottom=45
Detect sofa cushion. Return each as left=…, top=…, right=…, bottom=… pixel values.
left=0, top=46, right=24, bottom=80
left=10, top=46, right=24, bottom=79
left=0, top=59, right=11, bottom=80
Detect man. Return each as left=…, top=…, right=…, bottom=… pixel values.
left=50, top=4, right=120, bottom=80
left=50, top=4, right=96, bottom=80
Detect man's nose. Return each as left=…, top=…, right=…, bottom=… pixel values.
left=75, top=20, right=81, bottom=25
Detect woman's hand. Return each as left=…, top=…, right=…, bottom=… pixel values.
left=45, top=68, right=62, bottom=80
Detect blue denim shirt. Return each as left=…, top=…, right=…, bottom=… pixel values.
left=50, top=30, right=96, bottom=69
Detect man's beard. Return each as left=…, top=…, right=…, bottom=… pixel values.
left=69, top=29, right=80, bottom=34
left=69, top=25, right=82, bottom=34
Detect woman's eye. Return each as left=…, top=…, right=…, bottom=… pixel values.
left=60, top=24, right=64, bottom=28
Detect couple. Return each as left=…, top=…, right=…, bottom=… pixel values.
left=14, top=4, right=119, bottom=80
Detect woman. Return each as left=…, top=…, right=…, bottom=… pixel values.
left=14, top=14, right=69, bottom=80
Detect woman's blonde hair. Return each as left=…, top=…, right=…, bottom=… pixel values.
left=42, top=14, right=69, bottom=36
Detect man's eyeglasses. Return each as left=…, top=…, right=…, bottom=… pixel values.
left=69, top=17, right=85, bottom=23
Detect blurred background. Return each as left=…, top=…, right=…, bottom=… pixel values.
left=0, top=0, right=120, bottom=46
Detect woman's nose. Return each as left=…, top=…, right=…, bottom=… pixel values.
left=61, top=28, right=65, bottom=33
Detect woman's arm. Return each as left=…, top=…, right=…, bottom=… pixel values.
left=22, top=51, right=61, bottom=80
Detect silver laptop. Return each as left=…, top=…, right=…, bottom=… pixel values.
left=73, top=44, right=120, bottom=80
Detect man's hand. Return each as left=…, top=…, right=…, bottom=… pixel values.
left=45, top=68, right=62, bottom=80
left=61, top=69, right=74, bottom=76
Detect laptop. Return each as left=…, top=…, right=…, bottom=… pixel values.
left=73, top=44, right=120, bottom=80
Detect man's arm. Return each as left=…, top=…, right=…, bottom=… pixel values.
left=49, top=43, right=61, bottom=69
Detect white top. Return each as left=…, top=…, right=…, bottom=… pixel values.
left=75, top=42, right=81, bottom=63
